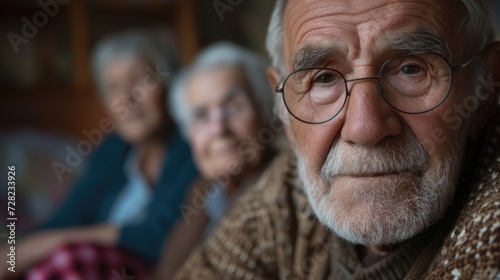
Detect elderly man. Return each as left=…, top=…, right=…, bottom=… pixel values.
left=175, top=0, right=500, bottom=279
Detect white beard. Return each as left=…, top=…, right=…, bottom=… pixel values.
left=296, top=128, right=461, bottom=245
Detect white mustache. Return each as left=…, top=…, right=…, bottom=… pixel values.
left=321, top=129, right=429, bottom=180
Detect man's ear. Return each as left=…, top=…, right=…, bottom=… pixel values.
left=266, top=66, right=281, bottom=92
left=266, top=66, right=296, bottom=145
left=468, top=41, right=500, bottom=141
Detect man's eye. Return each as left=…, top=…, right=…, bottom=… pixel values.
left=314, top=73, right=337, bottom=84
left=400, top=65, right=422, bottom=75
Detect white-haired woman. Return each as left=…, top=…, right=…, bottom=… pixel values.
left=155, top=42, right=283, bottom=279
left=1, top=30, right=198, bottom=280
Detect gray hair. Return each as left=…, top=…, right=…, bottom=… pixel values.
left=91, top=30, right=179, bottom=98
left=169, top=42, right=274, bottom=137
left=266, top=0, right=497, bottom=123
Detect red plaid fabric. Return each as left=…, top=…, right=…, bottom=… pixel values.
left=25, top=243, right=151, bottom=280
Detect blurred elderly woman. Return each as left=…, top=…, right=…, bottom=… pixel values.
left=155, top=42, right=283, bottom=279
left=1, top=30, right=198, bottom=279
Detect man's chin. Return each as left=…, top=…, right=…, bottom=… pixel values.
left=330, top=174, right=417, bottom=207
left=307, top=177, right=438, bottom=246
left=314, top=200, right=429, bottom=246
left=296, top=136, right=459, bottom=246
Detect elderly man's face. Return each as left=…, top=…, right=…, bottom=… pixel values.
left=280, top=0, right=481, bottom=245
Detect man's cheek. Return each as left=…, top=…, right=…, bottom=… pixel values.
left=296, top=134, right=327, bottom=169
left=420, top=127, right=449, bottom=156
left=403, top=113, right=450, bottom=156
left=294, top=122, right=338, bottom=155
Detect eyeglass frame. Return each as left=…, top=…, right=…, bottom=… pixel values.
left=275, top=51, right=482, bottom=124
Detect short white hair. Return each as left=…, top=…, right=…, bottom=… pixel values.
left=91, top=29, right=178, bottom=98
left=169, top=42, right=274, bottom=137
left=266, top=0, right=497, bottom=123
left=266, top=0, right=495, bottom=70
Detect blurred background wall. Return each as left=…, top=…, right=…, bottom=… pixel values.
left=0, top=0, right=499, bottom=233
left=0, top=0, right=274, bottom=233
left=0, top=0, right=274, bottom=138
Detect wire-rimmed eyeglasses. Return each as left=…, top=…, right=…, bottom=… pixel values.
left=275, top=52, right=480, bottom=124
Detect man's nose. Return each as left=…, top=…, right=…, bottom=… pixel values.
left=340, top=79, right=402, bottom=146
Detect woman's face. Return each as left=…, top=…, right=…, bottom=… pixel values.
left=185, top=66, right=263, bottom=180
left=101, top=55, right=167, bottom=144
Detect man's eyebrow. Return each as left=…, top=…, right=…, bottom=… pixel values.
left=388, top=28, right=450, bottom=58
left=291, top=29, right=449, bottom=72
left=292, top=45, right=342, bottom=71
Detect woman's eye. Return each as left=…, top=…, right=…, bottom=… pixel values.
left=400, top=65, right=422, bottom=75
left=193, top=110, right=208, bottom=123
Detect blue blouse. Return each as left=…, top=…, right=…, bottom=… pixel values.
left=41, top=130, right=198, bottom=262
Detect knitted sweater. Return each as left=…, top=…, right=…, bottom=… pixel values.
left=174, top=112, right=500, bottom=279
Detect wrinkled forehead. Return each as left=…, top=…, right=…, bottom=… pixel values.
left=283, top=0, right=458, bottom=70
